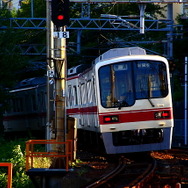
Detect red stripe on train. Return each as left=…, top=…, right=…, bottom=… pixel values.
left=99, top=108, right=173, bottom=124
left=67, top=106, right=173, bottom=124
left=67, top=106, right=98, bottom=115
left=3, top=112, right=46, bottom=121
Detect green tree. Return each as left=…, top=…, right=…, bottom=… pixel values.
left=171, top=14, right=188, bottom=101
left=17, top=0, right=46, bottom=18
left=68, top=3, right=165, bottom=67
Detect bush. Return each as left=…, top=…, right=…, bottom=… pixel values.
left=0, top=138, right=33, bottom=188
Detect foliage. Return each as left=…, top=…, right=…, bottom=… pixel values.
left=0, top=138, right=33, bottom=188
left=70, top=3, right=165, bottom=19
left=170, top=14, right=188, bottom=102
left=0, top=7, right=12, bottom=18
left=0, top=4, right=47, bottom=112
left=32, top=157, right=52, bottom=168
left=172, top=75, right=184, bottom=101
left=0, top=29, right=29, bottom=113
left=0, top=0, right=186, bottom=100
left=0, top=138, right=53, bottom=187
left=0, top=30, right=27, bottom=85
left=0, top=2, right=167, bottom=80
left=68, top=3, right=166, bottom=67
left=174, top=15, right=188, bottom=64
left=16, top=0, right=46, bottom=18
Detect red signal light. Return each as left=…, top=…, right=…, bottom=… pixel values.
left=51, top=0, right=69, bottom=28
left=57, top=15, right=64, bottom=20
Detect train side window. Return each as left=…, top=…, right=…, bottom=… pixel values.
left=79, top=85, right=82, bottom=105
left=5, top=99, right=12, bottom=113
left=42, top=92, right=46, bottom=111
left=85, top=83, right=88, bottom=105
left=25, top=94, right=30, bottom=112
left=73, top=85, right=78, bottom=106
left=92, top=78, right=96, bottom=104
left=12, top=99, right=16, bottom=112
left=87, top=80, right=92, bottom=104
left=12, top=97, right=23, bottom=112
left=81, top=83, right=86, bottom=105
left=67, top=85, right=73, bottom=107
left=39, top=92, right=45, bottom=111
left=32, top=94, right=37, bottom=111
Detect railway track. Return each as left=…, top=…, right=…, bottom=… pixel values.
left=40, top=149, right=188, bottom=187
left=126, top=159, right=156, bottom=187
left=82, top=152, right=156, bottom=188
left=85, top=157, right=126, bottom=188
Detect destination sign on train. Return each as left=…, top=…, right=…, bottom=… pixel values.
left=69, top=0, right=186, bottom=3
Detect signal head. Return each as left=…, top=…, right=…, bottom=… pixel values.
left=51, top=0, right=70, bottom=28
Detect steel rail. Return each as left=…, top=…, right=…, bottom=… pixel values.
left=85, top=157, right=126, bottom=188
left=127, top=157, right=157, bottom=187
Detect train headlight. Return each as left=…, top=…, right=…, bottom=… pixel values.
left=154, top=111, right=170, bottom=119
left=103, top=115, right=119, bottom=123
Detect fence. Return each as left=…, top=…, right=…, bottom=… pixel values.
left=25, top=139, right=73, bottom=171
left=0, top=163, right=13, bottom=188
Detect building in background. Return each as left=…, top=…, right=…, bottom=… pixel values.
left=0, top=0, right=23, bottom=10
left=160, top=3, right=188, bottom=21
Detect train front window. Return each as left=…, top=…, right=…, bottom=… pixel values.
left=134, top=61, right=168, bottom=99
left=99, top=60, right=168, bottom=108
left=99, top=62, right=134, bottom=108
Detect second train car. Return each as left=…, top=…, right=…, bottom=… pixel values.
left=66, top=47, right=174, bottom=154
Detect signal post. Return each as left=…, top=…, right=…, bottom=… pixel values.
left=26, top=1, right=72, bottom=186
left=48, top=0, right=70, bottom=168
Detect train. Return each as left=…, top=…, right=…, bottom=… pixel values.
left=66, top=47, right=174, bottom=154
left=3, top=47, right=174, bottom=154
left=3, top=77, right=49, bottom=134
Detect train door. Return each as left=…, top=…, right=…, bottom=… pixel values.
left=91, top=76, right=98, bottom=128
left=73, top=83, right=80, bottom=125
left=86, top=79, right=96, bottom=128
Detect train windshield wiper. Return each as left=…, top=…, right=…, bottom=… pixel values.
left=148, top=76, right=155, bottom=107
left=117, top=99, right=128, bottom=110
left=148, top=98, right=155, bottom=107
left=117, top=100, right=123, bottom=110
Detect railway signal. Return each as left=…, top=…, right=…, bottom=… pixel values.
left=51, top=0, right=70, bottom=28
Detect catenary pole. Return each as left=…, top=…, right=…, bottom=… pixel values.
left=185, top=57, right=187, bottom=145
left=46, top=0, right=54, bottom=146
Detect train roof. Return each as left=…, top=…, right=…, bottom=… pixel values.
left=94, top=47, right=146, bottom=64
left=10, top=77, right=46, bottom=93
left=67, top=64, right=91, bottom=77
left=67, top=47, right=146, bottom=77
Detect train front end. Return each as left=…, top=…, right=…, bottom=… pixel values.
left=95, top=48, right=173, bottom=154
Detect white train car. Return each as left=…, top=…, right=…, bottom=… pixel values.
left=67, top=47, right=174, bottom=154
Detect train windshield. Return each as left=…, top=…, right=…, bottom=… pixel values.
left=99, top=60, right=168, bottom=108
